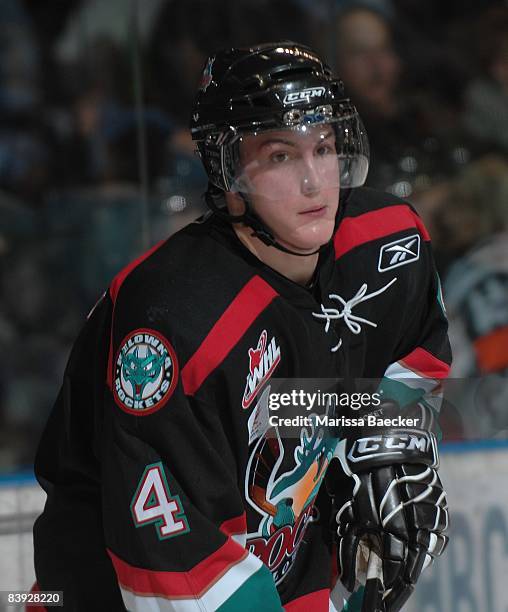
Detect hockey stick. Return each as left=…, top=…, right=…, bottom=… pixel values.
left=361, top=549, right=386, bottom=612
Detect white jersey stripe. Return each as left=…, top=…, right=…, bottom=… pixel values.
left=384, top=361, right=439, bottom=391
left=231, top=532, right=247, bottom=547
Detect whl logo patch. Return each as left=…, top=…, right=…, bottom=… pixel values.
left=378, top=234, right=420, bottom=272
left=242, top=330, right=281, bottom=409
left=114, top=328, right=178, bottom=415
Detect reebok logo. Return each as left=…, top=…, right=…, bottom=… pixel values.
left=378, top=234, right=420, bottom=272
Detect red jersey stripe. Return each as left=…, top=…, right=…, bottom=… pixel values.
left=106, top=240, right=166, bottom=388
left=284, top=588, right=331, bottom=611
left=109, top=240, right=166, bottom=304
left=107, top=539, right=248, bottom=598
left=220, top=513, right=247, bottom=536
left=334, top=204, right=430, bottom=260
left=181, top=276, right=278, bottom=396
left=28, top=583, right=47, bottom=612
left=400, top=347, right=450, bottom=379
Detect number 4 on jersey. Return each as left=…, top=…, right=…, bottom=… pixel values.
left=131, top=462, right=189, bottom=540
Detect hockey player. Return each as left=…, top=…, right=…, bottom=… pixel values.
left=33, top=43, right=450, bottom=611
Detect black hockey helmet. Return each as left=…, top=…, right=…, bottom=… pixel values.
left=190, top=42, right=369, bottom=194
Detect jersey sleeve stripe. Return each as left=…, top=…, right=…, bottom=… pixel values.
left=108, top=536, right=253, bottom=598
left=112, top=550, right=274, bottom=611
left=215, top=565, right=283, bottom=611
left=379, top=360, right=444, bottom=409
left=330, top=578, right=358, bottom=612
left=400, top=347, right=450, bottom=379
left=181, top=276, right=278, bottom=396
left=220, top=513, right=247, bottom=546
left=333, top=204, right=430, bottom=260
left=384, top=361, right=444, bottom=391
left=282, top=588, right=330, bottom=611
left=220, top=512, right=247, bottom=536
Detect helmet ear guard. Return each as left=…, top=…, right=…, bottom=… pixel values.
left=196, top=129, right=241, bottom=192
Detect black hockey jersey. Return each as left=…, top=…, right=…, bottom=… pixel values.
left=33, top=187, right=451, bottom=611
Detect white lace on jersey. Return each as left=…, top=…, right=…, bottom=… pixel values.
left=312, top=277, right=398, bottom=352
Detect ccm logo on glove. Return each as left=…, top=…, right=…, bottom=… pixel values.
left=347, top=430, right=438, bottom=468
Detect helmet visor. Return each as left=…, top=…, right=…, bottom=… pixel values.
left=227, top=114, right=369, bottom=199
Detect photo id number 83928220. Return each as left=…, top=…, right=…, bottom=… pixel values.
left=1, top=590, right=63, bottom=607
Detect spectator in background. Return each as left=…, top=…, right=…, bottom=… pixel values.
left=54, top=0, right=164, bottom=66
left=462, top=6, right=508, bottom=153
left=0, top=0, right=58, bottom=205
left=331, top=6, right=420, bottom=193
left=390, top=0, right=471, bottom=131
left=435, top=156, right=508, bottom=378
left=334, top=6, right=401, bottom=121
left=0, top=241, right=82, bottom=467
left=44, top=104, right=188, bottom=307
left=434, top=157, right=508, bottom=439
left=331, top=5, right=471, bottom=197
left=0, top=0, right=40, bottom=115
left=147, top=0, right=314, bottom=147
left=43, top=26, right=208, bottom=304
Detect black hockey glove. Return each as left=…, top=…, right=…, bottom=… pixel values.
left=334, top=428, right=449, bottom=612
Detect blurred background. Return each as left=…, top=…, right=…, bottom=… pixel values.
left=0, top=0, right=507, bottom=608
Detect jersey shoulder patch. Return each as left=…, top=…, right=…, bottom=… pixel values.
left=113, top=328, right=179, bottom=415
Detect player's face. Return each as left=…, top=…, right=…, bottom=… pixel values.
left=237, top=125, right=340, bottom=253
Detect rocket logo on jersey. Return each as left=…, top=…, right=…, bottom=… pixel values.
left=242, top=330, right=281, bottom=409
left=113, top=328, right=179, bottom=415
left=245, top=410, right=337, bottom=585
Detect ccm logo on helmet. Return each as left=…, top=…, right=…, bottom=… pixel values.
left=283, top=87, right=326, bottom=105
left=348, top=432, right=430, bottom=463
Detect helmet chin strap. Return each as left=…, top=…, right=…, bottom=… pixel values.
left=204, top=187, right=322, bottom=257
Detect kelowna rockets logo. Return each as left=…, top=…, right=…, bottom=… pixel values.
left=242, top=330, right=281, bottom=409
left=113, top=329, right=178, bottom=416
